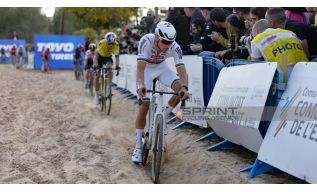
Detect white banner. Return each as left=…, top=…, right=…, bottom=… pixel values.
left=125, top=55, right=137, bottom=95
left=258, top=62, right=317, bottom=183
left=182, top=56, right=206, bottom=127
left=117, top=55, right=127, bottom=89
left=207, top=63, right=277, bottom=152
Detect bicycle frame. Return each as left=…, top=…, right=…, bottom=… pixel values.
left=141, top=79, right=186, bottom=183
left=100, top=66, right=110, bottom=98
left=146, top=91, right=166, bottom=153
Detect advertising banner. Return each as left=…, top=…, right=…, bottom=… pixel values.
left=258, top=62, right=317, bottom=183
left=207, top=63, right=277, bottom=152
left=34, top=34, right=85, bottom=69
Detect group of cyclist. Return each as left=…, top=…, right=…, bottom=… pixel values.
left=70, top=32, right=121, bottom=106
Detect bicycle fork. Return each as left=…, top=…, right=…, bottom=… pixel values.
left=147, top=95, right=166, bottom=153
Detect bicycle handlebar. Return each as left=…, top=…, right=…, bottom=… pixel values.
left=97, top=66, right=120, bottom=76
left=138, top=89, right=186, bottom=108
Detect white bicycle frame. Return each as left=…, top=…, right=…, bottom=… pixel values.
left=146, top=92, right=166, bottom=153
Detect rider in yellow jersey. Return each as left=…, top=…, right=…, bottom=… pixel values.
left=93, top=32, right=121, bottom=105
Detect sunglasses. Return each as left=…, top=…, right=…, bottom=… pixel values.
left=160, top=39, right=173, bottom=45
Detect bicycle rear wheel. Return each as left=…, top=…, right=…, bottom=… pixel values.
left=89, top=71, right=94, bottom=96
left=151, top=114, right=164, bottom=184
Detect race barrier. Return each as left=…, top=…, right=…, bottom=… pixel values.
left=257, top=62, right=317, bottom=183
left=33, top=34, right=85, bottom=70
left=115, top=54, right=316, bottom=183
left=0, top=39, right=26, bottom=64
left=206, top=62, right=278, bottom=153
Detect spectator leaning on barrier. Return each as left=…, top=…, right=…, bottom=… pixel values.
left=190, top=7, right=225, bottom=53
left=208, top=8, right=231, bottom=49
left=182, top=18, right=205, bottom=55
left=265, top=7, right=317, bottom=61
left=251, top=19, right=308, bottom=78
left=209, top=13, right=247, bottom=61
left=184, top=7, right=206, bottom=40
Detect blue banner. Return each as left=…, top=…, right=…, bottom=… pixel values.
left=34, top=34, right=85, bottom=70
left=0, top=39, right=26, bottom=64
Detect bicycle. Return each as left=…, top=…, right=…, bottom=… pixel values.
left=74, top=58, right=84, bottom=81
left=42, top=58, right=51, bottom=73
left=87, top=66, right=95, bottom=96
left=139, top=79, right=185, bottom=184
left=99, top=65, right=119, bottom=115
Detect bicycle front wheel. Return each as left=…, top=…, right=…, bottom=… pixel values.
left=151, top=114, right=164, bottom=184
left=104, top=81, right=112, bottom=115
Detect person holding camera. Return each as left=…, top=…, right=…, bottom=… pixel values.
left=251, top=19, right=308, bottom=78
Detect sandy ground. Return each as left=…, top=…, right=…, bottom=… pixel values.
left=0, top=64, right=303, bottom=184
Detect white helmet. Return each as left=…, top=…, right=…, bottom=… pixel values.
left=105, top=32, right=116, bottom=44
left=155, top=21, right=176, bottom=42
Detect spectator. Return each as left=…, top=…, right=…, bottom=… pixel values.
left=17, top=45, right=24, bottom=68
left=84, top=37, right=91, bottom=52
left=166, top=7, right=191, bottom=47
left=240, top=7, right=268, bottom=57
left=1, top=47, right=6, bottom=64
left=191, top=7, right=219, bottom=52
left=10, top=45, right=17, bottom=65
left=182, top=19, right=205, bottom=55
left=250, top=7, right=268, bottom=27
left=283, top=7, right=308, bottom=24
left=233, top=7, right=252, bottom=34
left=209, top=13, right=242, bottom=50
left=144, top=9, right=156, bottom=33
left=184, top=7, right=206, bottom=38
left=251, top=19, right=308, bottom=78
left=191, top=19, right=205, bottom=43
left=266, top=7, right=317, bottom=60
left=13, top=31, right=18, bottom=40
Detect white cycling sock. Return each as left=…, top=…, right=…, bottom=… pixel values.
left=135, top=128, right=144, bottom=149
left=164, top=104, right=174, bottom=118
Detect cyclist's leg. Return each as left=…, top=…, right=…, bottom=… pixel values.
left=106, top=62, right=113, bottom=84
left=157, top=62, right=182, bottom=134
left=158, top=62, right=182, bottom=109
left=74, top=58, right=79, bottom=74
left=93, top=56, right=103, bottom=104
left=132, top=65, right=156, bottom=163
left=94, top=56, right=104, bottom=93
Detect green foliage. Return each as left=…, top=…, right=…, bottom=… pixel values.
left=0, top=8, right=50, bottom=42
left=67, top=7, right=135, bottom=29
left=73, top=28, right=98, bottom=41
left=51, top=8, right=90, bottom=35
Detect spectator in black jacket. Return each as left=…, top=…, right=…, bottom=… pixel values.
left=166, top=7, right=191, bottom=46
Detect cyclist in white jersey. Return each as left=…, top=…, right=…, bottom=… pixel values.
left=132, top=21, right=190, bottom=163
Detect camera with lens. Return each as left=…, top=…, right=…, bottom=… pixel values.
left=239, top=35, right=252, bottom=46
